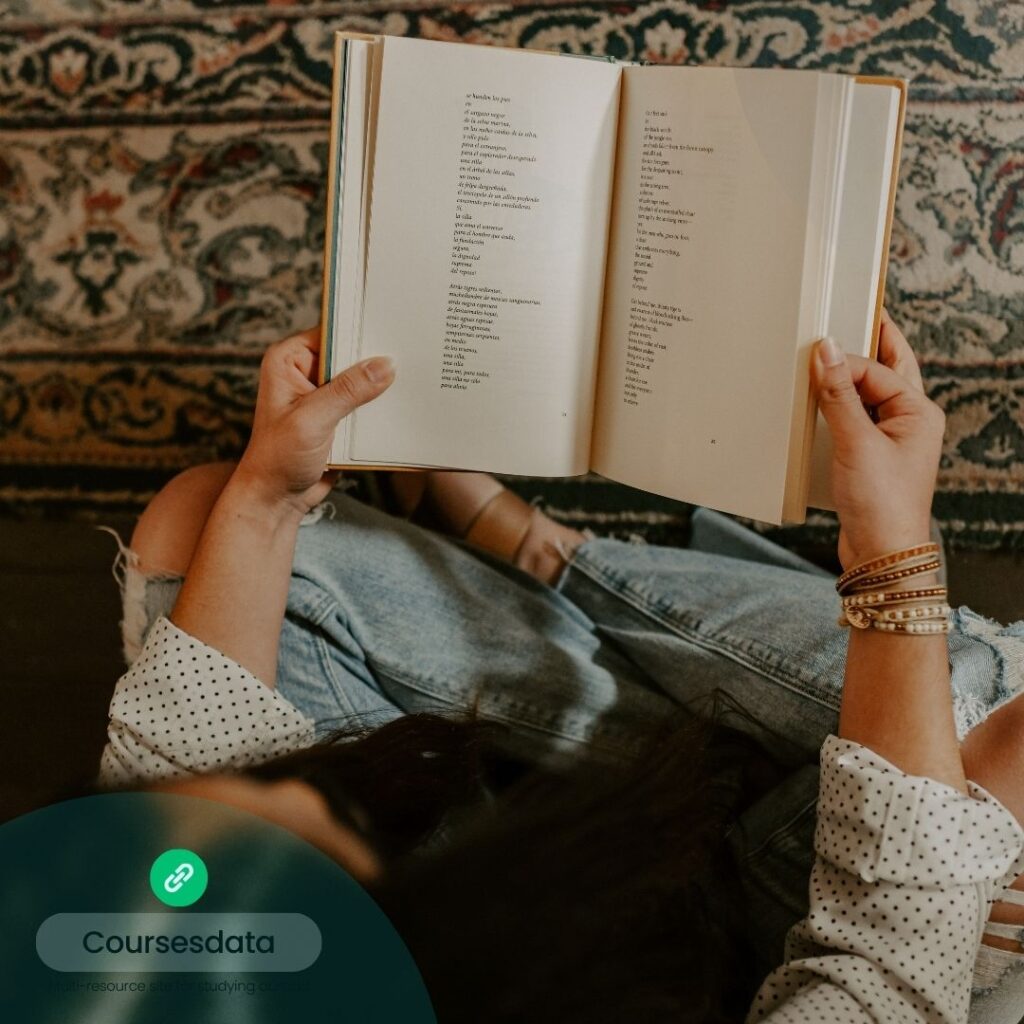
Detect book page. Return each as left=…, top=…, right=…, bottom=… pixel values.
left=591, top=66, right=842, bottom=524
left=807, top=81, right=902, bottom=510
left=343, top=37, right=621, bottom=475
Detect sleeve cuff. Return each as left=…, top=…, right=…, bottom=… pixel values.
left=815, top=735, right=1024, bottom=887
left=102, top=616, right=316, bottom=783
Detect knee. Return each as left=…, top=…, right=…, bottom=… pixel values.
left=960, top=691, right=1024, bottom=791
left=131, top=461, right=237, bottom=574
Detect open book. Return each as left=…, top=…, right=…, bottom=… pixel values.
left=319, top=33, right=905, bottom=525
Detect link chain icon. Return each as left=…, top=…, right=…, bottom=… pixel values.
left=164, top=861, right=195, bottom=894
left=150, top=850, right=208, bottom=907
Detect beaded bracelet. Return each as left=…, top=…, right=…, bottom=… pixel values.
left=836, top=544, right=950, bottom=635
left=841, top=603, right=951, bottom=628
left=842, top=586, right=947, bottom=608
left=836, top=543, right=941, bottom=595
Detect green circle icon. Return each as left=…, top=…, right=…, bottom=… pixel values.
left=150, top=849, right=208, bottom=907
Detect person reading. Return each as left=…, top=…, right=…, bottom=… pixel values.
left=101, top=313, right=1024, bottom=1022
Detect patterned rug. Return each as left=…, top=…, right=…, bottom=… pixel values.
left=1, top=1, right=1022, bottom=549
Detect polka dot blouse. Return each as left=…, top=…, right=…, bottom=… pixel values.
left=100, top=618, right=1024, bottom=1021
left=100, top=617, right=315, bottom=786
left=749, top=737, right=1024, bottom=1022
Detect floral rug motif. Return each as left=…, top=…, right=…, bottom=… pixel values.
left=1, top=1, right=1023, bottom=548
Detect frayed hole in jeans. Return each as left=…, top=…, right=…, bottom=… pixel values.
left=952, top=606, right=1024, bottom=739
left=96, top=525, right=181, bottom=666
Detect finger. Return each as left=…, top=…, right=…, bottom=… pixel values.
left=843, top=353, right=925, bottom=421
left=290, top=326, right=322, bottom=353
left=301, top=355, right=396, bottom=434
left=813, top=338, right=876, bottom=448
left=288, top=326, right=326, bottom=383
left=261, top=329, right=323, bottom=395
left=292, top=346, right=317, bottom=381
left=270, top=327, right=321, bottom=363
left=878, top=309, right=924, bottom=392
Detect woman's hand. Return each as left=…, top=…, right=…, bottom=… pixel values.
left=234, top=327, right=395, bottom=519
left=812, top=310, right=944, bottom=570
left=821, top=314, right=965, bottom=792
left=170, top=327, right=393, bottom=684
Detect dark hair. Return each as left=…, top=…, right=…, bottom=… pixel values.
left=255, top=712, right=776, bottom=1022
left=248, top=713, right=502, bottom=858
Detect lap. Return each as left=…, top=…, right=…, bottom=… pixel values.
left=284, top=494, right=672, bottom=760
left=120, top=491, right=1024, bottom=760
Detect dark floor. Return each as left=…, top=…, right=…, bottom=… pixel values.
left=0, top=516, right=134, bottom=821
left=1, top=515, right=1023, bottom=823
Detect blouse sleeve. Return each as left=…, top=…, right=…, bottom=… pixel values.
left=99, top=616, right=316, bottom=787
left=747, top=735, right=1024, bottom=1024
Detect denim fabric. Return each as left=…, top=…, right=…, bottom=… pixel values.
left=118, top=493, right=1024, bottom=1022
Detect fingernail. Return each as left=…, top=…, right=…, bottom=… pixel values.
left=819, top=337, right=844, bottom=367
left=363, top=356, right=395, bottom=384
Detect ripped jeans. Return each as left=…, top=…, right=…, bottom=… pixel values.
left=117, top=492, right=1024, bottom=1020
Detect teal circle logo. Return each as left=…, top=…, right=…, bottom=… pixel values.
left=150, top=849, right=208, bottom=907
left=6, top=793, right=436, bottom=1019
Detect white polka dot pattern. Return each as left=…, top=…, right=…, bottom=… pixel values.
left=816, top=740, right=1024, bottom=888
left=99, top=617, right=316, bottom=787
left=748, top=737, right=1024, bottom=1023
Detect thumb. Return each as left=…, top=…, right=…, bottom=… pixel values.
left=302, top=355, right=396, bottom=433
left=813, top=338, right=873, bottom=451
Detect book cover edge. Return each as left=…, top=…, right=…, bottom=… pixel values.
left=858, top=75, right=907, bottom=360
left=318, top=32, right=349, bottom=390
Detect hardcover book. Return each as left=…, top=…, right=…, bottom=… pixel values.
left=319, top=33, right=905, bottom=524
